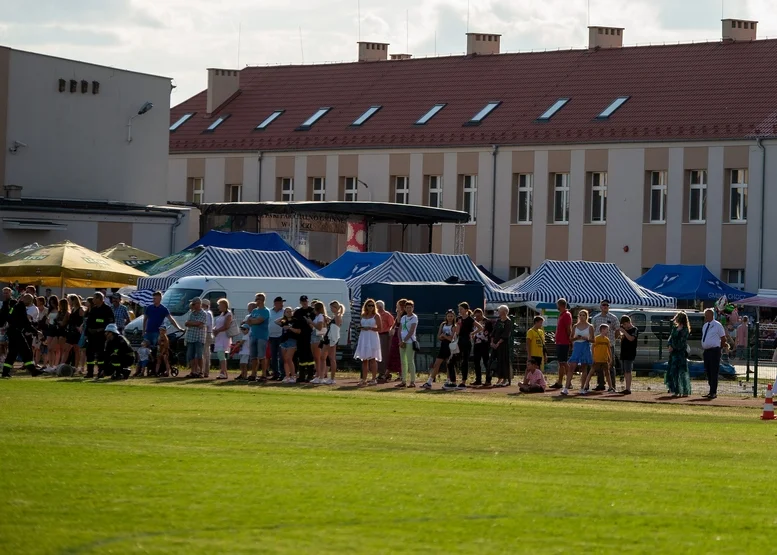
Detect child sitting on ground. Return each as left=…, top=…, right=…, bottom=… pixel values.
left=582, top=324, right=614, bottom=394
left=519, top=358, right=547, bottom=393
left=134, top=340, right=151, bottom=377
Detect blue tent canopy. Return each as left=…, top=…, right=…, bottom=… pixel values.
left=506, top=260, right=676, bottom=307
left=636, top=264, right=755, bottom=302
left=317, top=251, right=392, bottom=280
left=186, top=231, right=320, bottom=271
left=346, top=252, right=523, bottom=305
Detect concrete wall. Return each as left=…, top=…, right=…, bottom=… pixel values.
left=3, top=48, right=171, bottom=205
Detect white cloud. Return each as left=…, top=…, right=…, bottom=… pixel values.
left=0, top=0, right=773, bottom=103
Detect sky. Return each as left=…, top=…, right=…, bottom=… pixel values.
left=0, top=0, right=774, bottom=104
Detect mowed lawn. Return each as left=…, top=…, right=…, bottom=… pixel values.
left=0, top=379, right=773, bottom=554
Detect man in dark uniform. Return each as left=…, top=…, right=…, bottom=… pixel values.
left=103, top=324, right=134, bottom=380
left=293, top=295, right=316, bottom=383
left=84, top=292, right=115, bottom=379
left=1, top=294, right=43, bottom=378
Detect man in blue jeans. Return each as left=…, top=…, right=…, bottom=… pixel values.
left=268, top=296, right=285, bottom=380
left=143, top=291, right=183, bottom=346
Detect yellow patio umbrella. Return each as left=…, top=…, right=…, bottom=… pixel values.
left=0, top=240, right=147, bottom=288
left=100, top=243, right=161, bottom=267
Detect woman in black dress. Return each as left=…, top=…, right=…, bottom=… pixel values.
left=491, top=305, right=513, bottom=387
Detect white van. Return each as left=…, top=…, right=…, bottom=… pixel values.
left=124, top=276, right=351, bottom=345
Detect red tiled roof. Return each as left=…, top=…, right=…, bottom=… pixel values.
left=169, top=39, right=777, bottom=153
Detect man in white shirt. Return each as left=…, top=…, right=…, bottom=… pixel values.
left=700, top=309, right=727, bottom=399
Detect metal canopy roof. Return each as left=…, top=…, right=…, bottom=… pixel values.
left=200, top=201, right=470, bottom=225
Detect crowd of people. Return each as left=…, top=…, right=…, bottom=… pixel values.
left=0, top=284, right=754, bottom=400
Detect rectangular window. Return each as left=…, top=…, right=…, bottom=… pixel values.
left=553, top=173, right=570, bottom=223
left=205, top=114, right=230, bottom=131
left=280, top=177, right=294, bottom=202
left=352, top=106, right=381, bottom=126
left=509, top=266, right=530, bottom=279
left=170, top=113, right=194, bottom=131
left=590, top=172, right=607, bottom=223
left=597, top=96, right=630, bottom=119
left=730, top=169, right=748, bottom=222
left=428, top=175, right=443, bottom=208
left=343, top=177, right=358, bottom=202
left=725, top=269, right=745, bottom=290
left=297, top=107, right=331, bottom=130
left=190, top=178, right=204, bottom=204
left=416, top=104, right=446, bottom=125
left=537, top=98, right=570, bottom=121
left=689, top=170, right=707, bottom=223
left=516, top=174, right=533, bottom=223
left=649, top=171, right=668, bottom=223
left=394, top=176, right=409, bottom=205
left=227, top=184, right=242, bottom=202
left=256, top=110, right=284, bottom=130
left=462, top=175, right=478, bottom=222
left=311, top=177, right=326, bottom=201
left=465, top=101, right=501, bottom=125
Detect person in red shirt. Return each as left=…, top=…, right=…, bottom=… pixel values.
left=550, top=298, right=572, bottom=389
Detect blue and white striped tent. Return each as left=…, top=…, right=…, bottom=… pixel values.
left=504, top=260, right=675, bottom=307
left=347, top=252, right=523, bottom=305
left=129, top=247, right=319, bottom=306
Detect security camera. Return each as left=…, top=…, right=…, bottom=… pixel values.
left=8, top=140, right=28, bottom=154
left=137, top=102, right=154, bottom=115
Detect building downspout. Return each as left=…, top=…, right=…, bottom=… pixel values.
left=757, top=138, right=767, bottom=289
left=257, top=151, right=263, bottom=201
left=170, top=211, right=183, bottom=255
left=489, top=144, right=500, bottom=273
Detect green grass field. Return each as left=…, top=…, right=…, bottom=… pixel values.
left=0, top=379, right=773, bottom=554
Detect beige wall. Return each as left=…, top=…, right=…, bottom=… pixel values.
left=170, top=140, right=775, bottom=286
left=0, top=47, right=9, bottom=187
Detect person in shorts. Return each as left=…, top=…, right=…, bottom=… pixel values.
left=134, top=340, right=151, bottom=377
left=526, top=316, right=547, bottom=369
left=245, top=293, right=270, bottom=381
left=550, top=298, right=572, bottom=389
left=582, top=324, right=613, bottom=394
left=618, top=316, right=639, bottom=395
left=184, top=297, right=207, bottom=378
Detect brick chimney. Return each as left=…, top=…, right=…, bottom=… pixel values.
left=722, top=19, right=758, bottom=41
left=358, top=42, right=389, bottom=62
left=588, top=26, right=624, bottom=49
left=390, top=53, right=413, bottom=60
left=206, top=68, right=239, bottom=114
left=466, top=33, right=501, bottom=55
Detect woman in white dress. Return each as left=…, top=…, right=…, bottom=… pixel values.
left=323, top=300, right=344, bottom=385
left=212, top=298, right=233, bottom=380
left=355, top=299, right=382, bottom=386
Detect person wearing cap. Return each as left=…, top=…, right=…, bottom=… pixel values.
left=245, top=293, right=271, bottom=381
left=293, top=295, right=317, bottom=382
left=268, top=296, right=286, bottom=381
left=103, top=323, right=134, bottom=380
left=110, top=293, right=130, bottom=334
left=184, top=297, right=207, bottom=378
left=591, top=300, right=619, bottom=392
left=84, top=292, right=115, bottom=379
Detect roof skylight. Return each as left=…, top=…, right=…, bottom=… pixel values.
left=537, top=98, right=570, bottom=121
left=170, top=113, right=194, bottom=131
left=416, top=103, right=446, bottom=125
left=205, top=114, right=230, bottom=132
left=597, top=96, right=630, bottom=119
left=297, top=107, right=331, bottom=130
left=352, top=106, right=382, bottom=126
left=256, top=110, right=284, bottom=130
left=465, top=101, right=501, bottom=126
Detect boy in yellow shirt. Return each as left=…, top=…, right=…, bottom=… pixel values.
left=582, top=324, right=614, bottom=394
left=526, top=316, right=547, bottom=369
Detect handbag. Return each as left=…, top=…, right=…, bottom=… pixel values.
left=412, top=340, right=421, bottom=352
left=226, top=314, right=241, bottom=339
left=449, top=336, right=460, bottom=356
